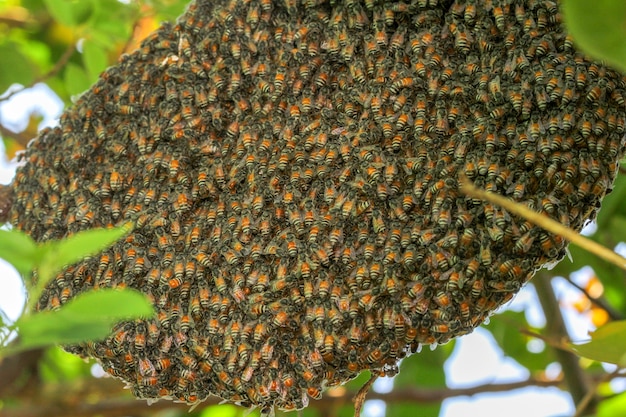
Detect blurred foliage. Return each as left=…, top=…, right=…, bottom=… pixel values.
left=0, top=225, right=154, bottom=357
left=0, top=0, right=186, bottom=158
left=1, top=1, right=626, bottom=417
left=562, top=0, right=626, bottom=73
left=572, top=320, right=626, bottom=366
left=386, top=345, right=452, bottom=417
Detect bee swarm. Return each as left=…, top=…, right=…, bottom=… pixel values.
left=9, top=0, right=626, bottom=413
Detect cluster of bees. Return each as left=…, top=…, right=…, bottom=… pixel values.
left=9, top=0, right=626, bottom=413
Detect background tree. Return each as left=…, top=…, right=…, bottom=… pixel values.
left=1, top=1, right=626, bottom=417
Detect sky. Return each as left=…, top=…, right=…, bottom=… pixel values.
left=0, top=83, right=602, bottom=417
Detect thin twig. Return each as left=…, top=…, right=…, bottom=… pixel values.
left=353, top=372, right=379, bottom=417
left=121, top=13, right=152, bottom=55
left=517, top=327, right=574, bottom=352
left=573, top=368, right=623, bottom=417
left=1, top=374, right=571, bottom=417
left=3, top=369, right=621, bottom=417
left=0, top=42, right=76, bottom=103
left=459, top=176, right=626, bottom=271
left=0, top=123, right=32, bottom=147
left=563, top=277, right=624, bottom=321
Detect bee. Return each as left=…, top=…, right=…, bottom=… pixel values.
left=454, top=25, right=472, bottom=54
left=572, top=66, right=589, bottom=89
left=314, top=70, right=329, bottom=88
left=272, top=311, right=289, bottom=328
left=109, top=170, right=124, bottom=191
left=365, top=346, right=383, bottom=364
left=390, top=77, right=414, bottom=94
left=342, top=315, right=364, bottom=345
left=610, top=89, right=626, bottom=106
left=489, top=279, right=522, bottom=292
left=585, top=85, right=604, bottom=103
left=580, top=114, right=593, bottom=139
left=209, top=272, right=228, bottom=294
left=358, top=293, right=377, bottom=311
left=365, top=94, right=383, bottom=118
left=372, top=22, right=388, bottom=47
left=395, top=111, right=411, bottom=131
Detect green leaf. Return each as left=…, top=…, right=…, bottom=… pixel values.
left=571, top=320, right=626, bottom=365
left=12, top=38, right=52, bottom=77
left=0, top=229, right=40, bottom=277
left=38, top=224, right=131, bottom=284
left=82, top=39, right=108, bottom=82
left=599, top=391, right=626, bottom=417
left=489, top=311, right=552, bottom=372
left=89, top=0, right=134, bottom=41
left=18, top=288, right=153, bottom=349
left=294, top=407, right=320, bottom=417
left=58, top=288, right=154, bottom=321
left=42, top=0, right=93, bottom=27
left=39, top=346, right=94, bottom=382
left=71, top=1, right=94, bottom=25
left=43, top=0, right=77, bottom=26
left=199, top=404, right=240, bottom=417
left=607, top=216, right=626, bottom=247
left=63, top=62, right=91, bottom=96
left=18, top=310, right=113, bottom=348
left=596, top=175, right=626, bottom=230
left=0, top=42, right=36, bottom=93
left=562, top=0, right=626, bottom=73
left=153, top=0, right=189, bottom=21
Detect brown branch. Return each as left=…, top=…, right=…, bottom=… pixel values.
left=357, top=377, right=563, bottom=402
left=0, top=344, right=44, bottom=399
left=0, top=6, right=34, bottom=28
left=121, top=14, right=151, bottom=55
left=0, top=374, right=570, bottom=417
left=0, top=122, right=32, bottom=148
left=353, top=372, right=378, bottom=417
left=0, top=42, right=76, bottom=103
left=533, top=272, right=598, bottom=415
left=517, top=327, right=574, bottom=352
left=573, top=368, right=626, bottom=417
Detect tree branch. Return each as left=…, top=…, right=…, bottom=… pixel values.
left=0, top=374, right=570, bottom=417
left=533, top=272, right=598, bottom=414
left=0, top=42, right=76, bottom=103
left=0, top=123, right=32, bottom=148
left=0, top=345, right=44, bottom=399
left=121, top=13, right=152, bottom=55
left=563, top=276, right=624, bottom=321
left=573, top=368, right=624, bottom=417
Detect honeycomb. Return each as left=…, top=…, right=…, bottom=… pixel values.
left=9, top=0, right=626, bottom=412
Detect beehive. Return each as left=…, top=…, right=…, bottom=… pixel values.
left=9, top=0, right=626, bottom=412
